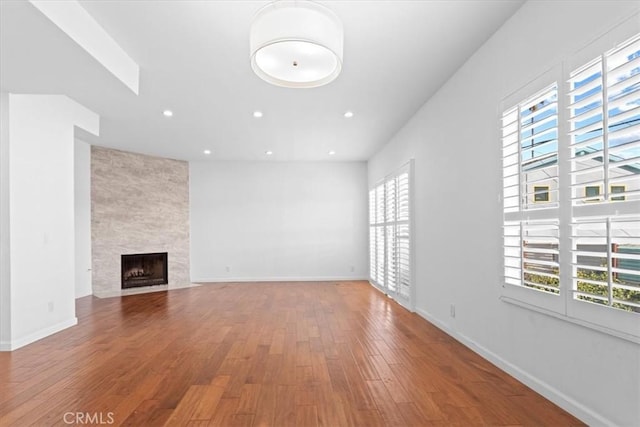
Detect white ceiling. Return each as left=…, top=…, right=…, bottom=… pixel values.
left=0, top=0, right=524, bottom=162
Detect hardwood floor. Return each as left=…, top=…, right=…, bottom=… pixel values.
left=0, top=281, right=584, bottom=426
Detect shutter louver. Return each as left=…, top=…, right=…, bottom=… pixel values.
left=569, top=33, right=640, bottom=313
left=522, top=220, right=560, bottom=294
left=519, top=86, right=559, bottom=210
left=502, top=83, right=559, bottom=295
left=569, top=34, right=640, bottom=205
left=572, top=217, right=640, bottom=311
left=375, top=185, right=385, bottom=285
left=369, top=190, right=376, bottom=281
left=397, top=173, right=410, bottom=299
left=385, top=178, right=397, bottom=292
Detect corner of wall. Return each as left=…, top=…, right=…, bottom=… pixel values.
left=0, top=92, right=12, bottom=348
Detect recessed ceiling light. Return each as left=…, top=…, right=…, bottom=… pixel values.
left=265, top=150, right=273, bottom=156
left=344, top=111, right=354, bottom=118
left=328, top=150, right=336, bottom=155
left=253, top=111, right=263, bottom=118
left=203, top=149, right=211, bottom=155
left=163, top=110, right=173, bottom=117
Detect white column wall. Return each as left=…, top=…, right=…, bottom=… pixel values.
left=0, top=94, right=98, bottom=350
left=0, top=92, right=11, bottom=347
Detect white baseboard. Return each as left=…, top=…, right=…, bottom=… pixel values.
left=0, top=317, right=78, bottom=351
left=414, top=307, right=612, bottom=427
left=192, top=276, right=369, bottom=283
left=75, top=290, right=92, bottom=299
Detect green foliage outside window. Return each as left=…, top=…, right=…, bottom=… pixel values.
left=524, top=269, right=640, bottom=313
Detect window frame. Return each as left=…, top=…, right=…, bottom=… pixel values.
left=610, top=184, right=626, bottom=201
left=533, top=185, right=550, bottom=203
left=584, top=185, right=602, bottom=202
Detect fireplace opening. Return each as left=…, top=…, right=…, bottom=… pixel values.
left=121, top=252, right=168, bottom=289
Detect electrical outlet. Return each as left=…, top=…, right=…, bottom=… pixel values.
left=48, top=301, right=54, bottom=312
left=225, top=266, right=230, bottom=272
left=450, top=304, right=455, bottom=318
left=350, top=265, right=355, bottom=272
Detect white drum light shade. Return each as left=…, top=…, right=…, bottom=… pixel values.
left=250, top=1, right=343, bottom=88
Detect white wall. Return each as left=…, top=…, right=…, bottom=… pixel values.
left=190, top=161, right=368, bottom=282
left=0, top=94, right=98, bottom=351
left=0, top=93, right=11, bottom=346
left=74, top=139, right=92, bottom=298
left=368, top=2, right=640, bottom=426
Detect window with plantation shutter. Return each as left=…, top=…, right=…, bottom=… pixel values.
left=502, top=83, right=561, bottom=302
left=568, top=33, right=640, bottom=314
left=500, top=28, right=640, bottom=341
left=368, top=162, right=413, bottom=310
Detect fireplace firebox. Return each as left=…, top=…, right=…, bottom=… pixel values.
left=121, top=252, right=168, bottom=289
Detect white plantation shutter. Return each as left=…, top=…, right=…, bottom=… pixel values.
left=368, top=162, right=413, bottom=309
left=569, top=34, right=640, bottom=205
left=571, top=218, right=640, bottom=310
left=375, top=185, right=385, bottom=285
left=502, top=82, right=560, bottom=296
left=500, top=28, right=640, bottom=341
left=397, top=172, right=411, bottom=299
left=385, top=225, right=397, bottom=292
left=568, top=33, right=640, bottom=315
left=369, top=189, right=376, bottom=280
left=385, top=177, right=397, bottom=292
left=521, top=220, right=560, bottom=294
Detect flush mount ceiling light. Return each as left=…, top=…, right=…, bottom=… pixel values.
left=250, top=0, right=344, bottom=88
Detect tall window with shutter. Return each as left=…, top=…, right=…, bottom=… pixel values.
left=368, top=162, right=413, bottom=309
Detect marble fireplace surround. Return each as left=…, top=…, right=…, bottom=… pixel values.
left=91, top=146, right=191, bottom=298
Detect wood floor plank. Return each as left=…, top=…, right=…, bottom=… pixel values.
left=366, top=380, right=407, bottom=426
left=0, top=281, right=584, bottom=427
left=190, top=376, right=230, bottom=421
left=236, top=383, right=261, bottom=415
left=252, top=383, right=276, bottom=427
left=273, top=384, right=297, bottom=427
left=367, top=355, right=412, bottom=403
left=207, top=397, right=239, bottom=426
left=295, top=404, right=319, bottom=427
left=164, top=385, right=209, bottom=425
left=336, top=342, right=377, bottom=410
left=316, top=383, right=351, bottom=427
left=348, top=338, right=380, bottom=381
